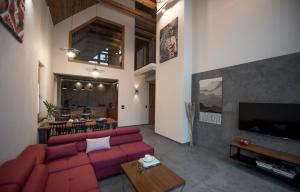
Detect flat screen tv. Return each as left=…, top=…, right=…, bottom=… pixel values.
left=239, top=103, right=300, bottom=140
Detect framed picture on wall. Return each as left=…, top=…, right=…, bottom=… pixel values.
left=159, top=17, right=178, bottom=63
left=199, top=77, right=223, bottom=125
left=0, top=0, right=25, bottom=43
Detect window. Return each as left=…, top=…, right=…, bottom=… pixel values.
left=69, top=17, right=124, bottom=68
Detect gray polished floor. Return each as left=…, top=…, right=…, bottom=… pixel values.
left=99, top=125, right=299, bottom=192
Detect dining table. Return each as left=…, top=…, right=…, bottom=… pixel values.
left=38, top=118, right=118, bottom=144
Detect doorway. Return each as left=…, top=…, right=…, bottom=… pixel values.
left=149, top=82, right=155, bottom=125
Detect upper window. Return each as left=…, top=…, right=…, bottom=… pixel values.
left=69, top=17, right=124, bottom=69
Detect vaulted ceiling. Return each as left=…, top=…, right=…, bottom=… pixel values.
left=46, top=0, right=157, bottom=25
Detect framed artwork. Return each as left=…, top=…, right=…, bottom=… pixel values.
left=159, top=17, right=178, bottom=63
left=0, top=0, right=25, bottom=43
left=199, top=77, right=223, bottom=125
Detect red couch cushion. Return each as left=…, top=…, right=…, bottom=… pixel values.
left=22, top=164, right=48, bottom=192
left=76, top=141, right=87, bottom=152
left=115, top=127, right=140, bottom=135
left=47, top=143, right=78, bottom=162
left=110, top=133, right=142, bottom=146
left=0, top=184, right=19, bottom=192
left=48, top=133, right=86, bottom=146
left=88, top=146, right=127, bottom=169
left=87, top=189, right=101, bottom=192
left=93, top=165, right=123, bottom=180
left=119, top=142, right=154, bottom=161
left=19, top=144, right=47, bottom=165
left=45, top=165, right=98, bottom=192
left=0, top=155, right=36, bottom=187
left=86, top=129, right=116, bottom=139
left=47, top=152, right=90, bottom=173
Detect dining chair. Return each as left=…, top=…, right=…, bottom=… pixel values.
left=94, top=120, right=108, bottom=131
left=49, top=121, right=68, bottom=136
left=72, top=121, right=86, bottom=133
left=111, top=122, right=118, bottom=129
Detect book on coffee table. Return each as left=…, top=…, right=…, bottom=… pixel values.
left=138, top=156, right=160, bottom=168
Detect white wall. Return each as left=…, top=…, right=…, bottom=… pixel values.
left=155, top=0, right=191, bottom=143
left=0, top=0, right=53, bottom=163
left=193, top=0, right=300, bottom=73
left=51, top=0, right=149, bottom=127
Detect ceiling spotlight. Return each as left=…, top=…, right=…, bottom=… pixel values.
left=92, top=70, right=100, bottom=78
left=162, top=7, right=166, bottom=13
left=75, top=82, right=83, bottom=90
left=66, top=51, right=76, bottom=58
left=90, top=66, right=105, bottom=78
left=86, top=82, right=94, bottom=91
left=60, top=48, right=80, bottom=59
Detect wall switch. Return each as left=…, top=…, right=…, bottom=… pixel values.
left=121, top=105, right=125, bottom=109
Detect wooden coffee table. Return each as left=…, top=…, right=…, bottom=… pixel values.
left=121, top=160, right=185, bottom=192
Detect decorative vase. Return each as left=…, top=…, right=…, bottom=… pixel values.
left=47, top=116, right=55, bottom=123
left=185, top=102, right=195, bottom=147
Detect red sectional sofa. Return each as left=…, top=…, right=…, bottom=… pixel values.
left=0, top=127, right=154, bottom=192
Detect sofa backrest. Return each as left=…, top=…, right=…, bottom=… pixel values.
left=48, top=127, right=142, bottom=151
left=86, top=127, right=142, bottom=146
left=115, top=127, right=140, bottom=136
left=0, top=155, right=36, bottom=192
left=86, top=129, right=116, bottom=139
left=18, top=144, right=47, bottom=165
left=48, top=132, right=86, bottom=145
left=48, top=132, right=87, bottom=152
left=110, top=133, right=142, bottom=146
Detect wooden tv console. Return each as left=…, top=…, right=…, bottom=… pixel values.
left=230, top=140, right=300, bottom=186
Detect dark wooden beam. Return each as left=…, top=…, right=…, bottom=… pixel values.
left=48, top=0, right=98, bottom=25
left=45, top=0, right=50, bottom=6
left=100, top=0, right=156, bottom=24
left=48, top=0, right=156, bottom=25
left=135, top=0, right=156, bottom=10
left=136, top=23, right=155, bottom=35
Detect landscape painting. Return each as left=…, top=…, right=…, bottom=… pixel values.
left=199, top=77, right=222, bottom=124
left=160, top=17, right=178, bottom=63
left=0, top=0, right=25, bottom=42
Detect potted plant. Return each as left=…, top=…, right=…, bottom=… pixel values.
left=43, top=100, right=58, bottom=122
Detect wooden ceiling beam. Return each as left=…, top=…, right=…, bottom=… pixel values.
left=100, top=0, right=156, bottom=24
left=135, top=23, right=155, bottom=35
left=135, top=0, right=156, bottom=10
left=48, top=0, right=97, bottom=25
left=47, top=0, right=157, bottom=25
left=45, top=0, right=50, bottom=6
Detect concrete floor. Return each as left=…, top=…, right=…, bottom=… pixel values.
left=99, top=125, right=299, bottom=192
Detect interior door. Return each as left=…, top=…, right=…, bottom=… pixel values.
left=149, top=83, right=155, bottom=125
